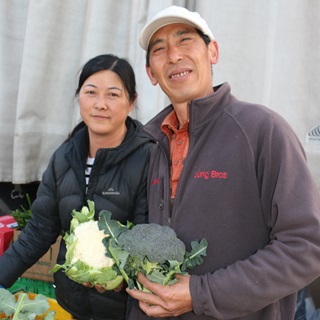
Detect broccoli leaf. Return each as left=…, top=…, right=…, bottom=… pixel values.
left=181, top=238, right=208, bottom=272
left=104, top=237, right=131, bottom=284
left=141, top=259, right=160, bottom=275
left=98, top=210, right=132, bottom=243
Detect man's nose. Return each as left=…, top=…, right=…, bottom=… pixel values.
left=167, top=45, right=182, bottom=63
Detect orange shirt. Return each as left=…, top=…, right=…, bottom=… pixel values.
left=161, top=111, right=189, bottom=198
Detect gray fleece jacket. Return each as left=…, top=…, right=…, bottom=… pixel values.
left=128, top=82, right=320, bottom=320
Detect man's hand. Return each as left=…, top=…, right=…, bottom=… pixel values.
left=126, top=273, right=193, bottom=318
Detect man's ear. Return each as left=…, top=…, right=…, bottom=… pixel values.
left=146, top=65, right=158, bottom=86
left=209, top=40, right=219, bottom=65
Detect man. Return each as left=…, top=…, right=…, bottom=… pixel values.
left=127, top=6, right=320, bottom=319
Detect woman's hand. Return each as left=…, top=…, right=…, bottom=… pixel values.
left=82, top=282, right=125, bottom=293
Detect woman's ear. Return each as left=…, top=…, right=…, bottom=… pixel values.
left=146, top=65, right=158, bottom=86
left=129, top=93, right=138, bottom=112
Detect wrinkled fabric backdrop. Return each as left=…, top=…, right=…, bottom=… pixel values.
left=0, top=0, right=319, bottom=190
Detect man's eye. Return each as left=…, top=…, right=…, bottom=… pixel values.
left=181, top=37, right=191, bottom=42
left=153, top=47, right=164, bottom=54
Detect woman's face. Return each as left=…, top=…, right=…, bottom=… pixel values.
left=79, top=70, right=135, bottom=142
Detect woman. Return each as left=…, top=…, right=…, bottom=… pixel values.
left=0, top=54, right=154, bottom=319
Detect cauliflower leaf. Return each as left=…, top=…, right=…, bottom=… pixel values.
left=0, top=289, right=54, bottom=319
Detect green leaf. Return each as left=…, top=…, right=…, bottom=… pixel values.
left=141, top=259, right=160, bottom=274
left=98, top=210, right=129, bottom=243
left=44, top=310, right=56, bottom=320
left=0, top=289, right=54, bottom=319
left=20, top=294, right=50, bottom=315
left=70, top=200, right=95, bottom=232
left=181, top=238, right=208, bottom=272
left=0, top=288, right=16, bottom=316
left=9, top=193, right=32, bottom=229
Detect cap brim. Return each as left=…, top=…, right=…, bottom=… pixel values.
left=139, top=17, right=202, bottom=51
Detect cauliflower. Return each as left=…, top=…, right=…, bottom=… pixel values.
left=52, top=202, right=123, bottom=290
left=72, top=220, right=114, bottom=268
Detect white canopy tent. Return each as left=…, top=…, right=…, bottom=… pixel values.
left=0, top=0, right=319, bottom=190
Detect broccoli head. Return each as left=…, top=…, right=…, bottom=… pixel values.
left=117, top=223, right=186, bottom=264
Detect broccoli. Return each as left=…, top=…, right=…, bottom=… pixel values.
left=98, top=208, right=208, bottom=290
left=117, top=223, right=186, bottom=264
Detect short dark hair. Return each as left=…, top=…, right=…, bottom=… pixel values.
left=76, top=54, right=137, bottom=103
left=145, top=28, right=211, bottom=66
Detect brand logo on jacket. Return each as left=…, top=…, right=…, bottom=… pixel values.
left=152, top=178, right=159, bottom=185
left=194, top=170, right=227, bottom=180
left=102, top=188, right=120, bottom=196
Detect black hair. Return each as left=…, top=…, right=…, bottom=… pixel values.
left=66, top=54, right=137, bottom=142
left=75, top=54, right=137, bottom=103
left=145, top=28, right=211, bottom=66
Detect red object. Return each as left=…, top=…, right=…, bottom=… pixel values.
left=0, top=215, right=17, bottom=256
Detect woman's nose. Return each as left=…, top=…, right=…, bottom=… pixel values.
left=95, top=97, right=108, bottom=110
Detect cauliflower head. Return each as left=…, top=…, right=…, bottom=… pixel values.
left=72, top=220, right=114, bottom=268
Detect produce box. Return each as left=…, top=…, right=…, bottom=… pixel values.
left=0, top=215, right=17, bottom=256
left=0, top=292, right=73, bottom=320
left=13, top=230, right=62, bottom=282
left=9, top=278, right=56, bottom=299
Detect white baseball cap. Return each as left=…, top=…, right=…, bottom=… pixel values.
left=139, top=6, right=215, bottom=51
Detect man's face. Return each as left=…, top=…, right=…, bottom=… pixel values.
left=146, top=23, right=218, bottom=106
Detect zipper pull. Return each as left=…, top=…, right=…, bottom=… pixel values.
left=159, top=199, right=164, bottom=210
left=168, top=217, right=171, bottom=226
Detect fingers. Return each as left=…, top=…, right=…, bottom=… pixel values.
left=82, top=281, right=126, bottom=293
left=82, top=283, right=105, bottom=293
left=95, top=284, right=106, bottom=294
left=136, top=273, right=162, bottom=295
left=82, top=282, right=94, bottom=288
left=114, top=282, right=125, bottom=292
left=142, top=293, right=149, bottom=304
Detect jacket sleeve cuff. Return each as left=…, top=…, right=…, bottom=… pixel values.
left=190, top=275, right=202, bottom=315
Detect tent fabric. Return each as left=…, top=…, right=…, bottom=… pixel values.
left=0, top=0, right=319, bottom=189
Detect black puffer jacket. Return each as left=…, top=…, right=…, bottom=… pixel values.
left=0, top=117, right=154, bottom=320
